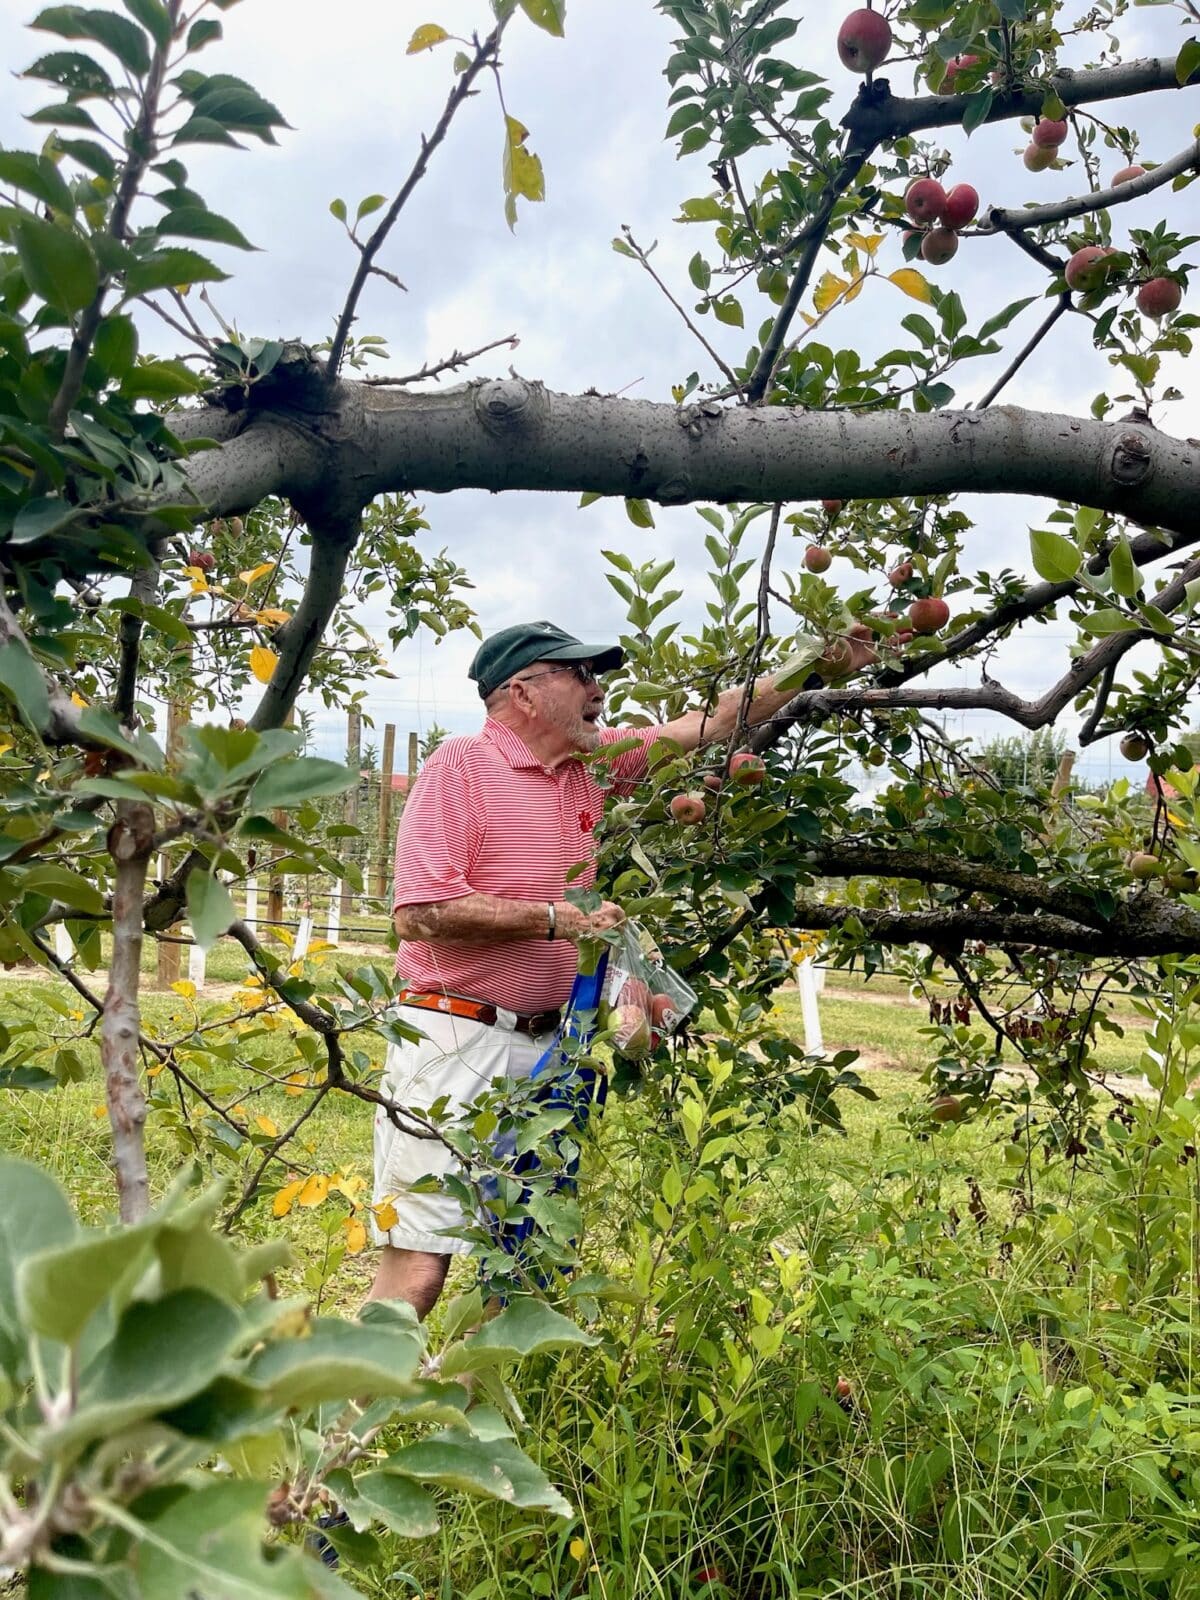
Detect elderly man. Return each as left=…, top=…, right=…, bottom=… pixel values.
left=367, top=620, right=813, bottom=1315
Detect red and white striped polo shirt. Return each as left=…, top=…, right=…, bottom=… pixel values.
left=392, top=719, right=658, bottom=1013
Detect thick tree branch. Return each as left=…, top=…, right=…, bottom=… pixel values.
left=841, top=57, right=1198, bottom=146
left=983, top=137, right=1200, bottom=236
left=789, top=897, right=1200, bottom=959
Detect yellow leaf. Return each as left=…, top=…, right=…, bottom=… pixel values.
left=238, top=563, right=274, bottom=586
left=0, top=737, right=13, bottom=756
left=273, top=1178, right=303, bottom=1218
left=256, top=1115, right=279, bottom=1137
left=171, top=980, right=197, bottom=999
left=503, top=115, right=545, bottom=230
left=70, top=691, right=88, bottom=707
left=249, top=645, right=277, bottom=684
left=888, top=267, right=934, bottom=304
left=373, top=1200, right=399, bottom=1231
left=569, top=1538, right=587, bottom=1561
left=846, top=232, right=884, bottom=255
left=343, top=1217, right=368, bottom=1254
left=189, top=576, right=209, bottom=594
left=297, top=1173, right=330, bottom=1208
left=146, top=1062, right=164, bottom=1077
left=332, top=1173, right=366, bottom=1200
left=813, top=272, right=848, bottom=313
left=231, top=1104, right=247, bottom=1119
left=92, top=1104, right=108, bottom=1119
left=255, top=608, right=291, bottom=626
left=284, top=1071, right=308, bottom=1097
left=844, top=276, right=865, bottom=303
left=407, top=22, right=450, bottom=53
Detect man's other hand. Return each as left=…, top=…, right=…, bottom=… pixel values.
left=556, top=899, right=625, bottom=942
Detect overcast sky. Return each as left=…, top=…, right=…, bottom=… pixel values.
left=1, top=0, right=1195, bottom=785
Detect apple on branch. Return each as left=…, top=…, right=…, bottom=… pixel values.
left=836, top=8, right=891, bottom=73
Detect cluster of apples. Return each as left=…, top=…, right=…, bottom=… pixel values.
left=669, top=751, right=765, bottom=826
left=1064, top=240, right=1182, bottom=318
left=609, top=974, right=683, bottom=1060
left=904, top=176, right=979, bottom=265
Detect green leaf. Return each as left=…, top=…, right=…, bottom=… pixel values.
left=122, top=358, right=204, bottom=399
left=122, top=246, right=228, bottom=295
left=122, top=0, right=171, bottom=48
left=92, top=311, right=139, bottom=376
left=382, top=1437, right=517, bottom=1500
left=995, top=0, right=1027, bottom=18
left=186, top=868, right=236, bottom=951
left=1176, top=38, right=1200, bottom=87
left=518, top=0, right=566, bottom=35
left=33, top=6, right=152, bottom=75
left=23, top=49, right=115, bottom=99
left=329, top=197, right=347, bottom=222
left=1029, top=527, right=1079, bottom=584
left=1108, top=535, right=1140, bottom=599
left=343, top=1471, right=440, bottom=1537
left=18, top=1220, right=159, bottom=1343
left=14, top=215, right=98, bottom=312
left=77, top=703, right=165, bottom=767
left=624, top=497, right=655, bottom=529
left=443, top=1297, right=597, bottom=1374
left=135, top=1480, right=352, bottom=1599
left=157, top=204, right=257, bottom=250
left=961, top=86, right=994, bottom=135
left=242, top=1317, right=425, bottom=1409
left=0, top=148, right=75, bottom=214
left=18, top=864, right=104, bottom=915
left=977, top=296, right=1036, bottom=340
left=0, top=1159, right=76, bottom=1367
left=0, top=640, right=52, bottom=734
left=186, top=17, right=221, bottom=49
left=355, top=193, right=387, bottom=223
left=1080, top=607, right=1139, bottom=635
left=246, top=758, right=355, bottom=812
left=713, top=295, right=744, bottom=327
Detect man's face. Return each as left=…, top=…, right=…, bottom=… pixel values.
left=516, top=660, right=605, bottom=751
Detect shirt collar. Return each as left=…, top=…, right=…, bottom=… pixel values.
left=481, top=717, right=551, bottom=770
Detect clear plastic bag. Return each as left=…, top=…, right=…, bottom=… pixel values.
left=603, top=921, right=699, bottom=1059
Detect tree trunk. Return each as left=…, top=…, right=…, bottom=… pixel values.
left=103, top=802, right=155, bottom=1223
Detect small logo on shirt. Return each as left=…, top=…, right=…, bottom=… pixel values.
left=579, top=808, right=596, bottom=833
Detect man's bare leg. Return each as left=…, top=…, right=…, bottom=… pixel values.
left=365, top=1246, right=450, bottom=1320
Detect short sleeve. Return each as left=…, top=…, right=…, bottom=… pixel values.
left=595, top=725, right=661, bottom=797
left=392, top=749, right=480, bottom=909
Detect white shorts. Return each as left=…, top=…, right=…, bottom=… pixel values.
left=370, top=1007, right=557, bottom=1255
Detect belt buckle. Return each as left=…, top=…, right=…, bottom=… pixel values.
left=493, top=1006, right=518, bottom=1032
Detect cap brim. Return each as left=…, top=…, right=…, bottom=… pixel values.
left=538, top=640, right=624, bottom=674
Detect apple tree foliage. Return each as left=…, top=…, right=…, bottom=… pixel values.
left=2, top=0, right=1200, bottom=1582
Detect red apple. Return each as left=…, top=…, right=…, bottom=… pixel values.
left=939, top=183, right=979, bottom=229
left=730, top=752, right=766, bottom=785
left=1111, top=164, right=1145, bottom=186
left=835, top=1376, right=854, bottom=1399
left=905, top=177, right=947, bottom=225
left=613, top=1003, right=653, bottom=1059
left=651, top=991, right=681, bottom=1033
left=702, top=772, right=723, bottom=792
left=836, top=8, right=892, bottom=73
left=1137, top=277, right=1182, bottom=318
left=1065, top=245, right=1116, bottom=293
left=1120, top=733, right=1148, bottom=761
left=1032, top=118, right=1068, bottom=149
left=888, top=561, right=914, bottom=586
left=1023, top=143, right=1056, bottom=172
left=908, top=596, right=950, bottom=634
left=804, top=544, right=833, bottom=573
left=822, top=498, right=844, bottom=517
left=188, top=549, right=216, bottom=573
left=669, top=792, right=707, bottom=825
left=619, top=976, right=654, bottom=1013
left=921, top=226, right=959, bottom=265
left=931, top=1094, right=965, bottom=1122
left=942, top=53, right=980, bottom=89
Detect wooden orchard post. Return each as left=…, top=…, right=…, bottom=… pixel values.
left=339, top=707, right=361, bottom=924
left=267, top=710, right=294, bottom=930
left=374, top=723, right=396, bottom=900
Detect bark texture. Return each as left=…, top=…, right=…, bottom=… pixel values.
left=181, top=377, right=1200, bottom=539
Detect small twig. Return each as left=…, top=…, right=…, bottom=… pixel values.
left=975, top=296, right=1070, bottom=409
left=361, top=333, right=520, bottom=387
left=619, top=227, right=743, bottom=391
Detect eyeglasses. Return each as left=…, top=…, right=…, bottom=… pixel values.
left=511, top=662, right=598, bottom=688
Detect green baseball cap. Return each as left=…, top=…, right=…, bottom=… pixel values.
left=469, top=621, right=625, bottom=699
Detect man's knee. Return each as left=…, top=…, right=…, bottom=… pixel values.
left=367, top=1245, right=451, bottom=1319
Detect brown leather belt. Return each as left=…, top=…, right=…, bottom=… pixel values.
left=397, top=988, right=562, bottom=1037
